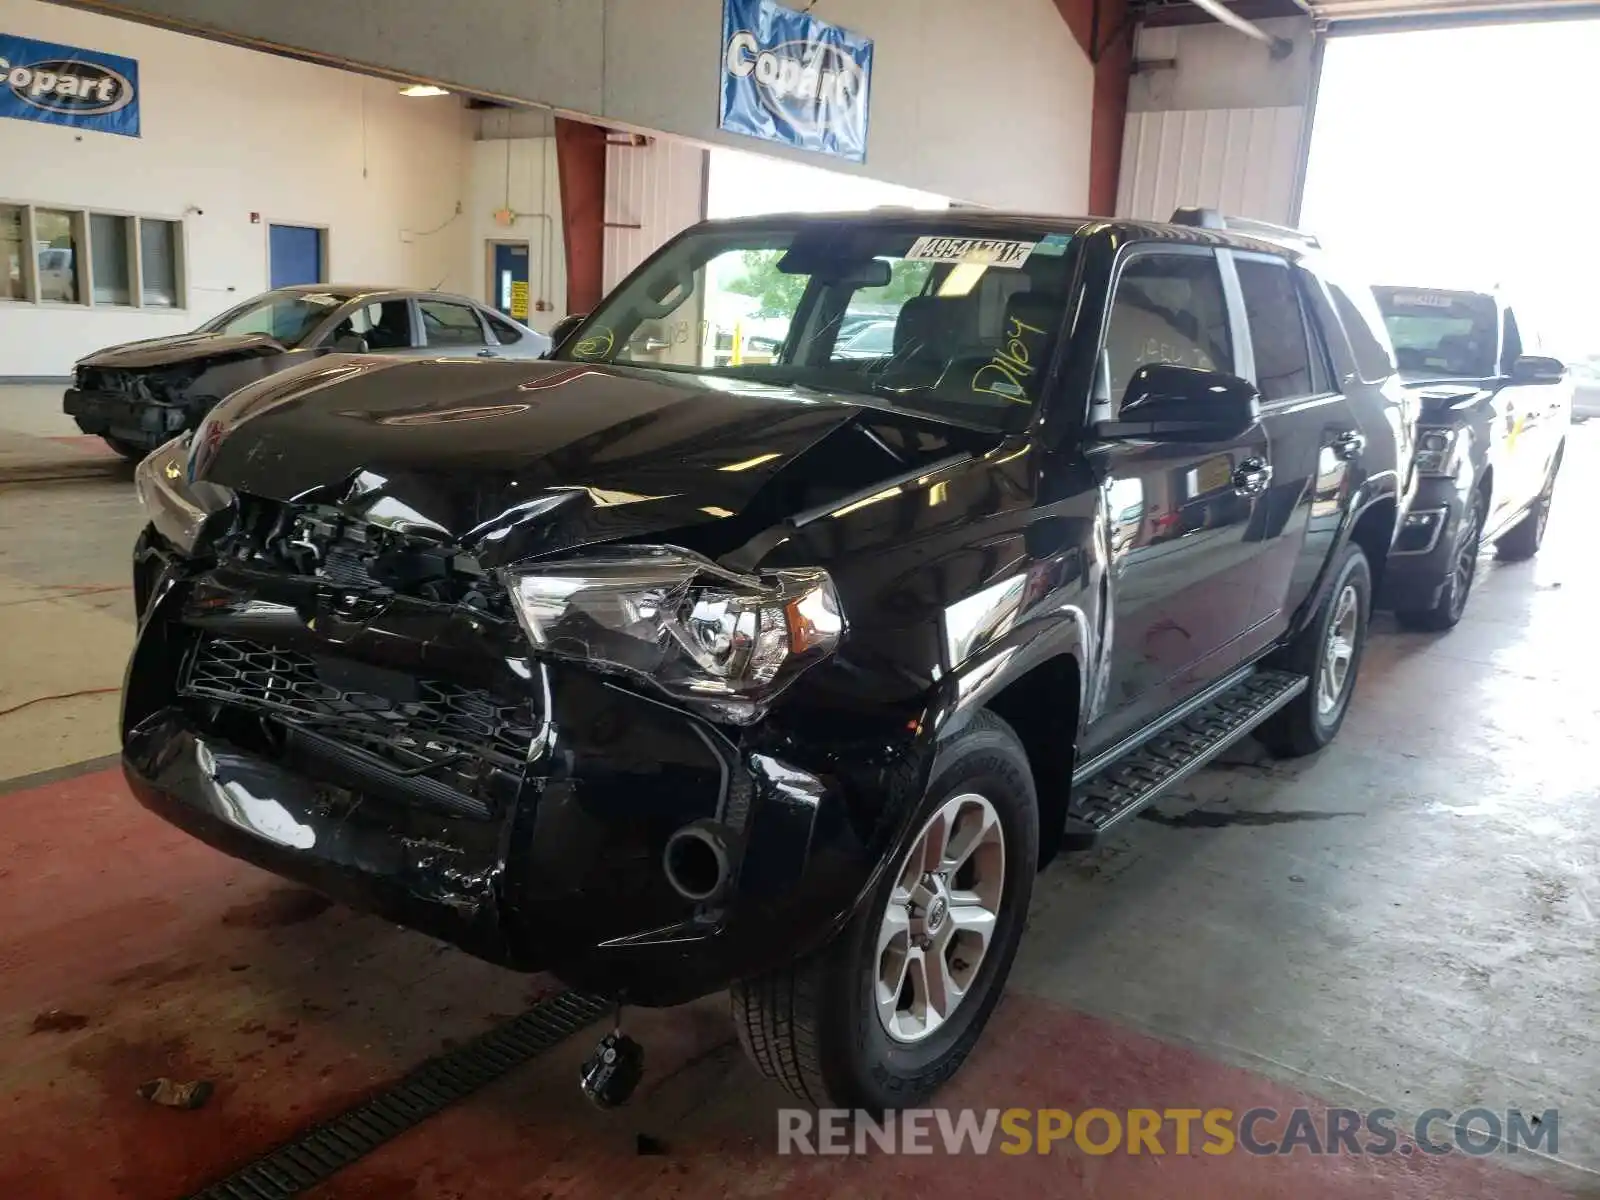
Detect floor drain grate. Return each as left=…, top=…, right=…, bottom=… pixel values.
left=183, top=989, right=611, bottom=1200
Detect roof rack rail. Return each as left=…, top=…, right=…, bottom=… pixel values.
left=1168, top=207, right=1321, bottom=249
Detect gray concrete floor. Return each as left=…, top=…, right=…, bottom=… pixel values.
left=0, top=477, right=144, bottom=779
left=0, top=383, right=77, bottom=439
left=0, top=383, right=130, bottom=482
left=0, top=429, right=1595, bottom=1194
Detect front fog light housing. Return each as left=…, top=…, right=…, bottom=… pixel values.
left=134, top=434, right=233, bottom=555
left=502, top=547, right=844, bottom=723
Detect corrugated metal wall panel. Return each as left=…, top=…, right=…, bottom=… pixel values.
left=1116, top=106, right=1305, bottom=225
left=602, top=137, right=707, bottom=294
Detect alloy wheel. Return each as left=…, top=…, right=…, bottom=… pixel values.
left=1447, top=497, right=1483, bottom=621
left=875, top=792, right=1006, bottom=1045
left=1316, top=583, right=1359, bottom=716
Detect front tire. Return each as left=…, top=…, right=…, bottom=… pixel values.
left=1495, top=451, right=1561, bottom=562
left=1395, top=490, right=1482, bottom=632
left=1257, top=541, right=1371, bottom=757
left=102, top=435, right=148, bottom=462
left=731, top=709, right=1038, bottom=1110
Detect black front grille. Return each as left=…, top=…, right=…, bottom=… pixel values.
left=181, top=635, right=538, bottom=813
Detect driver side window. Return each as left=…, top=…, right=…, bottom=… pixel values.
left=1102, top=251, right=1232, bottom=411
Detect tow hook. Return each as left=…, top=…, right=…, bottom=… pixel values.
left=580, top=1003, right=645, bottom=1108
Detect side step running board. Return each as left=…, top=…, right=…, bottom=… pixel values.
left=1063, top=669, right=1307, bottom=841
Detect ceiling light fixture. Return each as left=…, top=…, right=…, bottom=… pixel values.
left=399, top=84, right=450, bottom=98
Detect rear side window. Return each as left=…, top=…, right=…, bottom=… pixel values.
left=1236, top=256, right=1314, bottom=401
left=486, top=313, right=524, bottom=344
left=1103, top=251, right=1233, bottom=406
left=419, top=300, right=488, bottom=348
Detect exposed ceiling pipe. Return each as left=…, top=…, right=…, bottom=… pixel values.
left=1185, top=0, right=1297, bottom=55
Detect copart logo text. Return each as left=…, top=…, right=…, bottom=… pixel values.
left=0, top=53, right=134, bottom=116
left=724, top=33, right=865, bottom=131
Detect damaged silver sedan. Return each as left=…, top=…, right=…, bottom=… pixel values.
left=64, top=285, right=552, bottom=460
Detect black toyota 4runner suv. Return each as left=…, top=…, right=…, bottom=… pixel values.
left=122, top=207, right=1411, bottom=1111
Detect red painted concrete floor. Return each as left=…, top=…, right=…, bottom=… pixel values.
left=0, top=768, right=1584, bottom=1200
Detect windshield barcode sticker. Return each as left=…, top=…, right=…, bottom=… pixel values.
left=1393, top=292, right=1454, bottom=308
left=904, top=237, right=1036, bottom=268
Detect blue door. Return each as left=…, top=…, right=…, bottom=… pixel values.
left=491, top=242, right=530, bottom=321
left=269, top=224, right=324, bottom=288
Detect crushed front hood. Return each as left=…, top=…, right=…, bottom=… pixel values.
left=190, top=357, right=982, bottom=567
left=79, top=331, right=285, bottom=370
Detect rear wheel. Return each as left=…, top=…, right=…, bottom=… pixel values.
left=1257, top=541, right=1371, bottom=757
left=1495, top=452, right=1561, bottom=562
left=731, top=709, right=1038, bottom=1110
left=1395, top=490, right=1482, bottom=632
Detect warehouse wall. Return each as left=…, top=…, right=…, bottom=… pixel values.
left=1, top=0, right=474, bottom=376
left=467, top=135, right=566, bottom=332
left=1116, top=16, right=1317, bottom=226
left=602, top=137, right=707, bottom=296
left=58, top=0, right=1097, bottom=213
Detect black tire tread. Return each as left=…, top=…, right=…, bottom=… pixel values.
left=1494, top=504, right=1543, bottom=561
left=1257, top=541, right=1370, bottom=758
left=730, top=959, right=829, bottom=1106
left=1496, top=448, right=1563, bottom=562
left=1393, top=604, right=1457, bottom=633
left=102, top=435, right=147, bottom=462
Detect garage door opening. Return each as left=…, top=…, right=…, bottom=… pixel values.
left=1301, top=17, right=1600, bottom=365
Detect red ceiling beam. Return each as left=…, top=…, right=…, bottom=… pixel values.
left=554, top=116, right=608, bottom=316
left=1053, top=0, right=1136, bottom=216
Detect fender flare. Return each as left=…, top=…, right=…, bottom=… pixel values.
left=818, top=607, right=1092, bottom=938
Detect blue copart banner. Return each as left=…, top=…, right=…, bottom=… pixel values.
left=719, top=0, right=871, bottom=162
left=0, top=33, right=140, bottom=138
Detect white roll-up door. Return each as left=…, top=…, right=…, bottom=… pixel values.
left=1115, top=16, right=1319, bottom=227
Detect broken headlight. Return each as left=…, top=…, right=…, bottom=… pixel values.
left=134, top=434, right=233, bottom=556
left=1413, top=427, right=1462, bottom=476
left=502, top=547, right=844, bottom=723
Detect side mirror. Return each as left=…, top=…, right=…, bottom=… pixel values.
left=331, top=333, right=369, bottom=353
left=547, top=313, right=587, bottom=353
left=1510, top=354, right=1566, bottom=385
left=1097, top=364, right=1261, bottom=442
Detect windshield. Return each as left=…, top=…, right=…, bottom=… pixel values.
left=1373, top=287, right=1497, bottom=378
left=201, top=289, right=352, bottom=346
left=555, top=220, right=1080, bottom=430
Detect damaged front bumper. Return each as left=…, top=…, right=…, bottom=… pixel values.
left=122, top=531, right=891, bottom=1005
left=64, top=386, right=189, bottom=448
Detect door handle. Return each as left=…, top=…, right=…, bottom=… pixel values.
left=1232, top=457, right=1272, bottom=496
left=476, top=348, right=499, bottom=358
left=1332, top=430, right=1366, bottom=460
